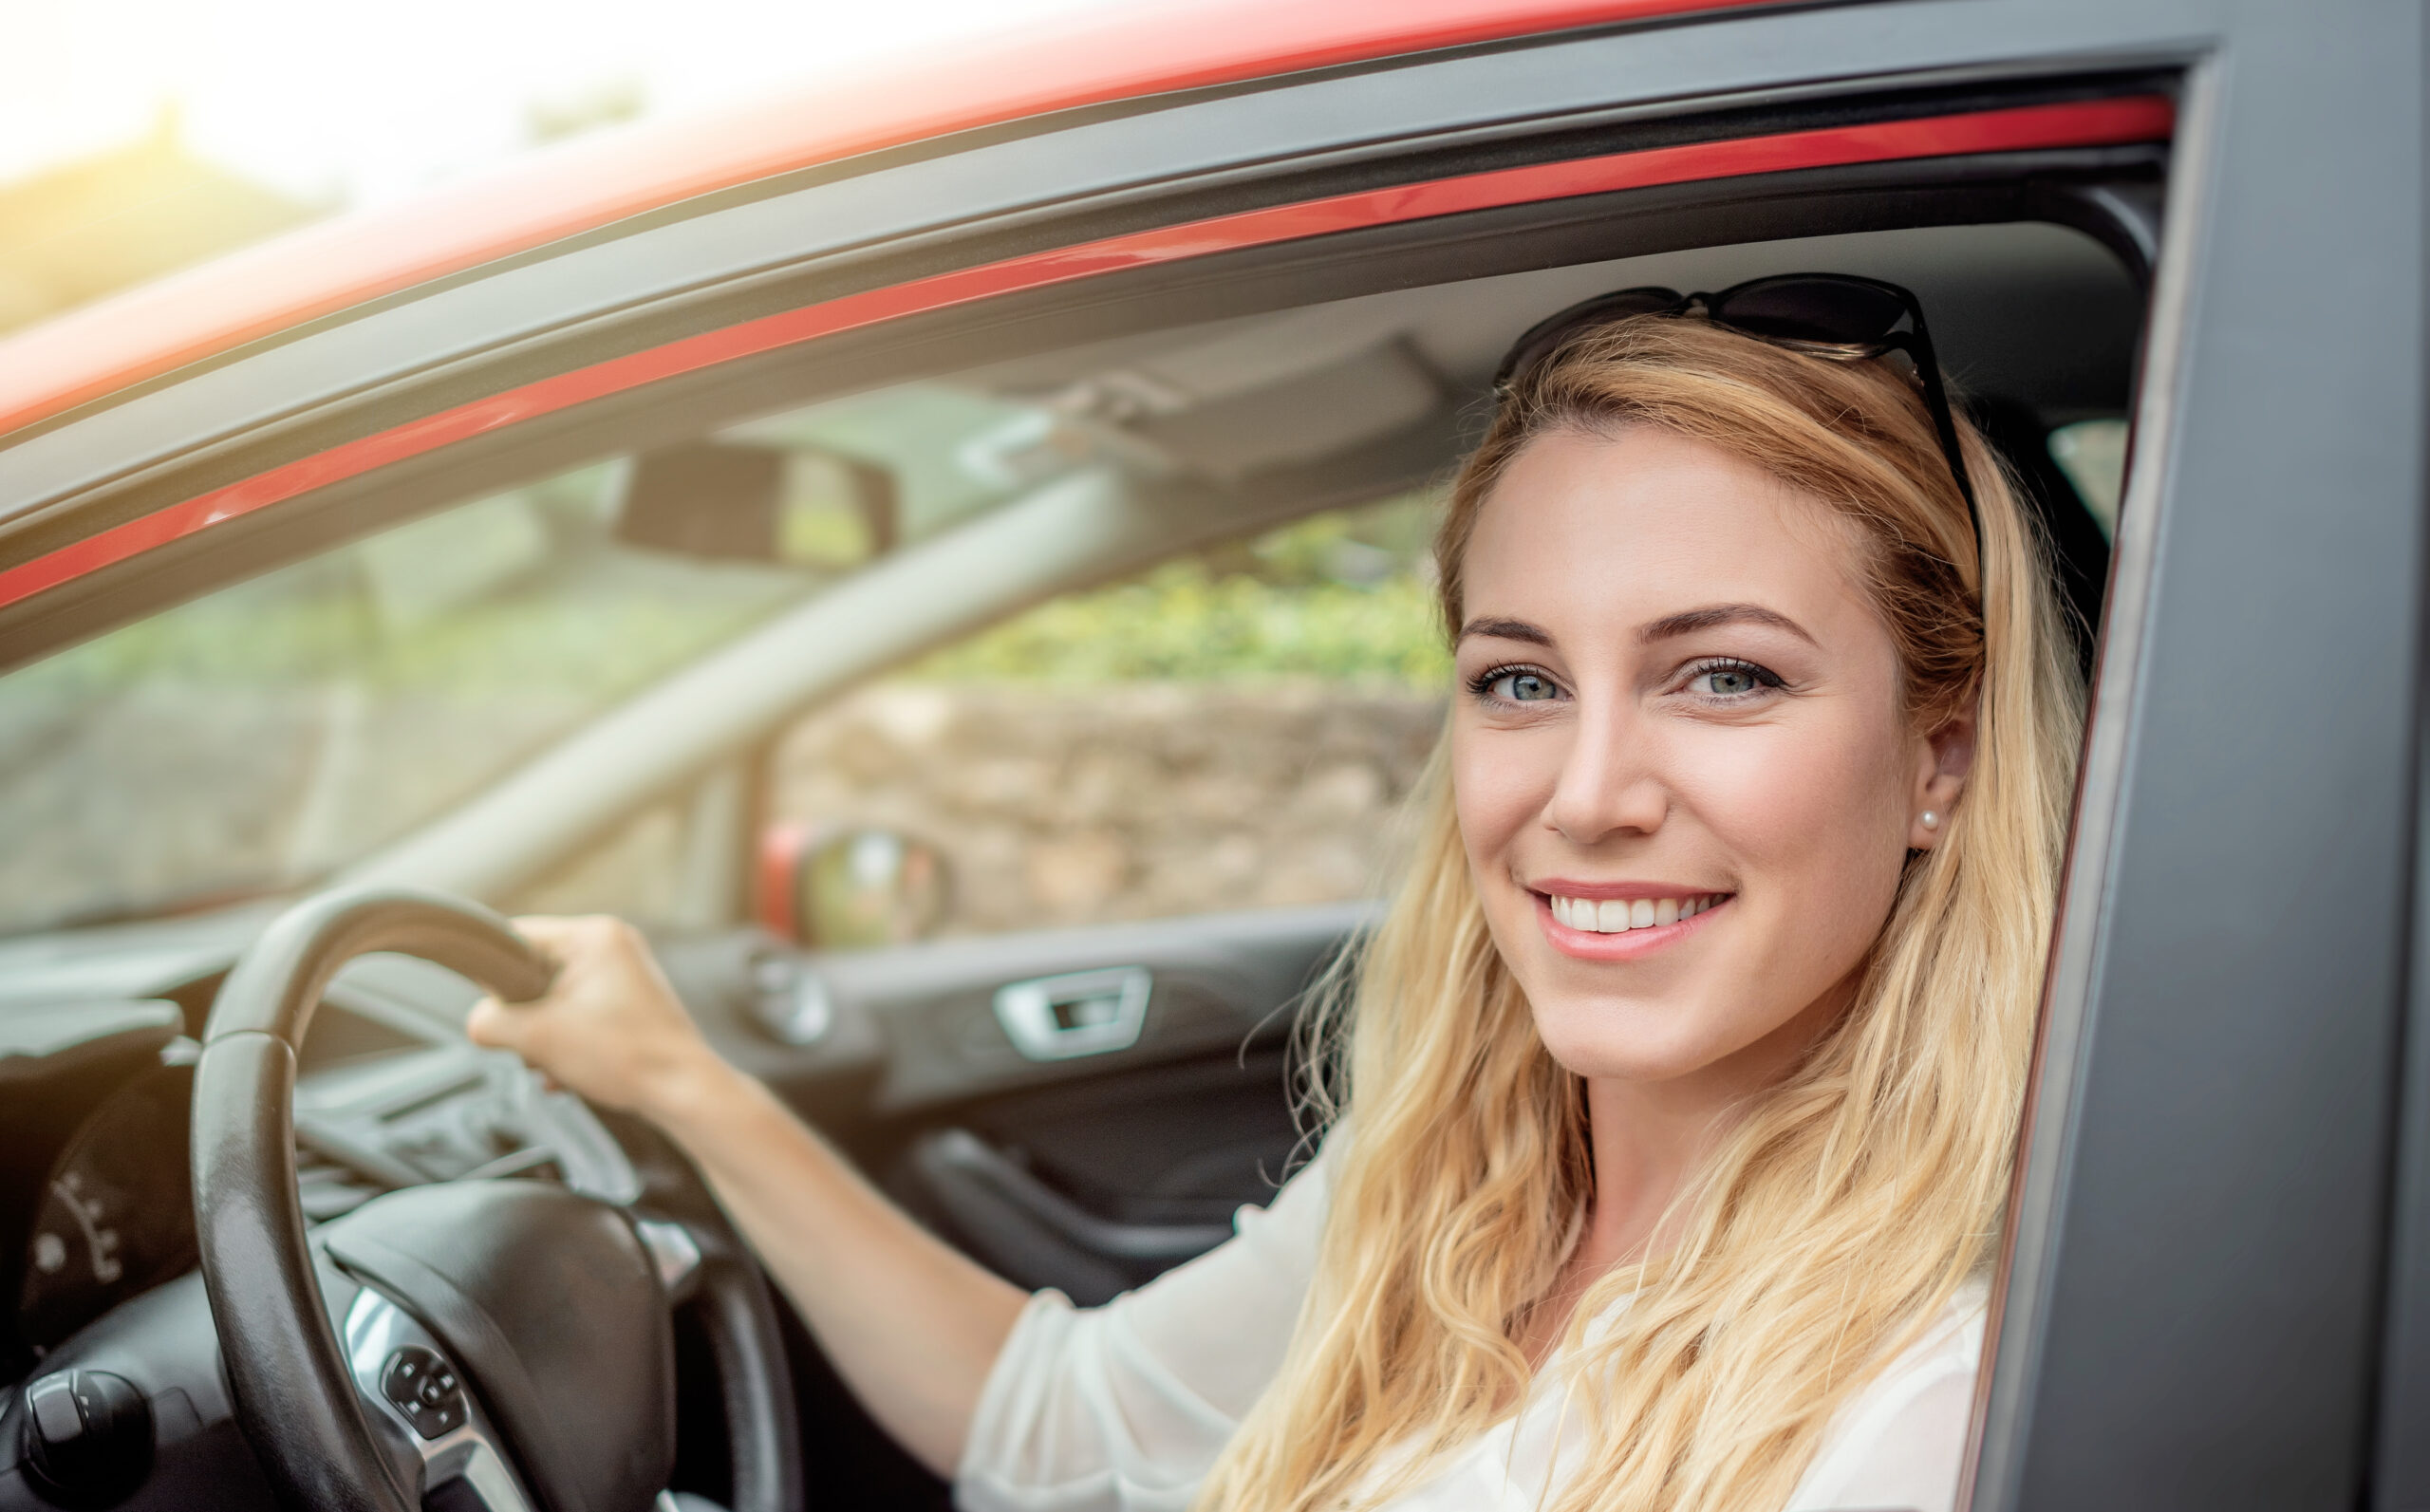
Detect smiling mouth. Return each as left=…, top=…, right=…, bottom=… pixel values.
left=1544, top=892, right=1730, bottom=934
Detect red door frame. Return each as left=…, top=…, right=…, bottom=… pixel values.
left=0, top=0, right=1788, bottom=440
left=0, top=94, right=2172, bottom=617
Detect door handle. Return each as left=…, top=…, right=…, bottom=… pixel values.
left=992, top=967, right=1150, bottom=1060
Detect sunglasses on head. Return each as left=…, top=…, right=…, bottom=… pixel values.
left=1493, top=272, right=1983, bottom=572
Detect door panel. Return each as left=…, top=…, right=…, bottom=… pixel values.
left=657, top=902, right=1356, bottom=1507
left=1977, top=13, right=2425, bottom=1512
left=900, top=1049, right=1302, bottom=1303
left=662, top=902, right=1362, bottom=1301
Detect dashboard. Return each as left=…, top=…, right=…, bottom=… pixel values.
left=0, top=956, right=641, bottom=1387
left=16, top=1059, right=196, bottom=1353
left=0, top=898, right=1336, bottom=1509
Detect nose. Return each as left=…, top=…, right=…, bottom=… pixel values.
left=1541, top=695, right=1668, bottom=845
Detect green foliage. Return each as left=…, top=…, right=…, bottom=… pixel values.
left=5, top=487, right=1450, bottom=700
left=908, top=494, right=1452, bottom=688
left=9, top=559, right=796, bottom=698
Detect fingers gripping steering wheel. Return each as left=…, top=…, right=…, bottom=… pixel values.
left=192, top=887, right=803, bottom=1512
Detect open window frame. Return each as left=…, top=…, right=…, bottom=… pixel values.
left=0, top=5, right=2422, bottom=1510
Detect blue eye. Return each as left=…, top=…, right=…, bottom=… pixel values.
left=1470, top=665, right=1562, bottom=703
left=1686, top=659, right=1782, bottom=699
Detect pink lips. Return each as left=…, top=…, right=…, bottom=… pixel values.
left=1531, top=888, right=1732, bottom=961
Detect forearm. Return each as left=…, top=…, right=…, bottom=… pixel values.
left=649, top=1059, right=1027, bottom=1478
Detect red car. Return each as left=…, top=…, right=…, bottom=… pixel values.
left=0, top=4, right=2417, bottom=1510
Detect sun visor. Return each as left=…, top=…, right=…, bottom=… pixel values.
left=1113, top=339, right=1445, bottom=480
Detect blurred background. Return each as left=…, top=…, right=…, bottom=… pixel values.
left=0, top=0, right=1456, bottom=940
left=0, top=0, right=1127, bottom=329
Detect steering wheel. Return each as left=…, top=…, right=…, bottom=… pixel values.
left=191, top=886, right=805, bottom=1512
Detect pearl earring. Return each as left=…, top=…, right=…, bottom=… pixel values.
left=1919, top=810, right=1940, bottom=831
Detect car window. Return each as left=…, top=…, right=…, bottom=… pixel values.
left=518, top=492, right=1452, bottom=936
left=523, top=420, right=2127, bottom=946
left=0, top=382, right=1072, bottom=938
left=2048, top=417, right=2128, bottom=539
left=779, top=494, right=1449, bottom=935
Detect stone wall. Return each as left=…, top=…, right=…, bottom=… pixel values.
left=770, top=682, right=1447, bottom=935
left=0, top=684, right=585, bottom=936
left=1, top=677, right=1443, bottom=941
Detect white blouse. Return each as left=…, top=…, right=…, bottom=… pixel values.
left=958, top=1146, right=1987, bottom=1512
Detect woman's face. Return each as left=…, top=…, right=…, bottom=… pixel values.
left=1452, top=424, right=1963, bottom=1089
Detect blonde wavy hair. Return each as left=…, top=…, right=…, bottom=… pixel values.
left=1196, top=314, right=2084, bottom=1512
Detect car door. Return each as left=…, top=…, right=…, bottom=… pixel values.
left=0, top=5, right=2421, bottom=1510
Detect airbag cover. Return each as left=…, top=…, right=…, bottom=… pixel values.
left=325, top=1181, right=674, bottom=1512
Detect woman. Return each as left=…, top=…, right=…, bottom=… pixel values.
left=470, top=278, right=2082, bottom=1512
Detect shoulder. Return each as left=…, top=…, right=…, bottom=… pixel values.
left=1070, top=1131, right=1338, bottom=1391
left=1785, top=1278, right=1990, bottom=1512
left=1253, top=1134, right=1339, bottom=1234
left=1162, top=1131, right=1336, bottom=1294
left=957, top=1134, right=1345, bottom=1501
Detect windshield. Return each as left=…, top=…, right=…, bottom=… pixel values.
left=0, top=381, right=1061, bottom=937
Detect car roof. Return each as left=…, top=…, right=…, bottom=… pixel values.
left=0, top=0, right=1760, bottom=445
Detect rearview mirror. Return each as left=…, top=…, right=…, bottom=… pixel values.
left=757, top=824, right=950, bottom=949
left=616, top=440, right=900, bottom=569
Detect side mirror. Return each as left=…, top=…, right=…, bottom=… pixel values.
left=616, top=441, right=899, bottom=569
left=757, top=824, right=950, bottom=949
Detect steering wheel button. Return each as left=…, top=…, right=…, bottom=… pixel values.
left=409, top=1396, right=465, bottom=1438
left=418, top=1375, right=450, bottom=1406
left=27, top=1376, right=84, bottom=1443
left=383, top=1347, right=439, bottom=1409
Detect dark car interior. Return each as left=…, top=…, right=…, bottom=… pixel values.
left=0, top=93, right=2157, bottom=1512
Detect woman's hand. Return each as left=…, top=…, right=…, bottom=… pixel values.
left=471, top=915, right=1024, bottom=1475
left=465, top=914, right=732, bottom=1124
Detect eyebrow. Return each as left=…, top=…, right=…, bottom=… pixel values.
left=1636, top=603, right=1818, bottom=647
left=1455, top=616, right=1553, bottom=645
left=1456, top=604, right=1818, bottom=649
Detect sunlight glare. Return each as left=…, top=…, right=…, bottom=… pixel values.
left=0, top=0, right=1122, bottom=203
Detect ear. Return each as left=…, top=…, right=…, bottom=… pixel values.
left=1907, top=707, right=1976, bottom=851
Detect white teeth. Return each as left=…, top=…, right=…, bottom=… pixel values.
left=1551, top=893, right=1724, bottom=934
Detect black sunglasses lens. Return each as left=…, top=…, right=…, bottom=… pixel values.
left=1710, top=277, right=1909, bottom=345
left=1495, top=286, right=1684, bottom=388
left=1487, top=271, right=1979, bottom=576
